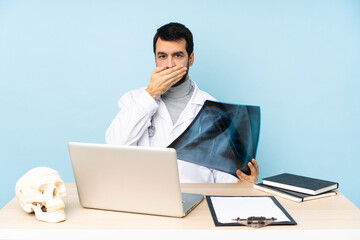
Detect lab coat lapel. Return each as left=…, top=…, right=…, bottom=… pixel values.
left=156, top=97, right=173, bottom=125
left=174, top=82, right=204, bottom=128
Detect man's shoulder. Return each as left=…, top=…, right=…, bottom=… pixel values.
left=119, top=87, right=148, bottom=100
left=117, top=87, right=154, bottom=108
left=192, top=81, right=217, bottom=102
left=197, top=89, right=216, bottom=101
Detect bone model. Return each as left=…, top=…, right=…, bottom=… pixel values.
left=15, top=167, right=67, bottom=223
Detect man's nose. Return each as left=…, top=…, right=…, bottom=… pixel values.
left=165, top=57, right=175, bottom=69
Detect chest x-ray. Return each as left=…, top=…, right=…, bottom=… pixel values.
left=168, top=100, right=260, bottom=177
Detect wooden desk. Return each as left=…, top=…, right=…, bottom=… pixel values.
left=1, top=183, right=360, bottom=239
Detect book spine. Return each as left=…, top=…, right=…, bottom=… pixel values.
left=253, top=184, right=303, bottom=203
left=262, top=180, right=316, bottom=195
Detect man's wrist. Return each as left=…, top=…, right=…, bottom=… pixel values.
left=145, top=88, right=158, bottom=99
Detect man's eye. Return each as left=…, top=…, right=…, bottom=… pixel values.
left=158, top=55, right=166, bottom=59
left=175, top=54, right=184, bottom=58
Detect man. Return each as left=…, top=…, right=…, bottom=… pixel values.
left=106, top=22, right=259, bottom=183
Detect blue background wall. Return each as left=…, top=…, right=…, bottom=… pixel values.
left=1, top=0, right=359, bottom=209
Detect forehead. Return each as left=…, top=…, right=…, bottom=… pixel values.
left=155, top=38, right=187, bottom=54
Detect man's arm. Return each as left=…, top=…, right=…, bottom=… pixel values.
left=106, top=65, right=188, bottom=145
left=105, top=89, right=158, bottom=145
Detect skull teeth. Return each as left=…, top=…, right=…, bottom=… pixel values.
left=46, top=205, right=65, bottom=213
left=31, top=202, right=65, bottom=213
left=32, top=203, right=66, bottom=223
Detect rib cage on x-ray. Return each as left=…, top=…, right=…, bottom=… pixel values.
left=168, top=100, right=260, bottom=177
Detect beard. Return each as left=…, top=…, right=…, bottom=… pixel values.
left=172, top=61, right=190, bottom=87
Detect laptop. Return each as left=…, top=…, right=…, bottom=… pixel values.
left=68, top=142, right=204, bottom=217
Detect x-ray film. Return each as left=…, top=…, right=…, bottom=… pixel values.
left=168, top=100, right=260, bottom=177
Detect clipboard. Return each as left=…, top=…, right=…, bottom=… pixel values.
left=206, top=196, right=297, bottom=227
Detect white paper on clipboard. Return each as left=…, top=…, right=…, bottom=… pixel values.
left=210, top=196, right=290, bottom=224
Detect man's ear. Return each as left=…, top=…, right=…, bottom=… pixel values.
left=189, top=52, right=194, bottom=67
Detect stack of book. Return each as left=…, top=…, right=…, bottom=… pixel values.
left=253, top=173, right=339, bottom=202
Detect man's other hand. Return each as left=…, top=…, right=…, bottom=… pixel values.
left=146, top=66, right=187, bottom=99
left=236, top=158, right=259, bottom=183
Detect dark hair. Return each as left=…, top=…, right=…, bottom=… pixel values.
left=153, top=22, right=194, bottom=56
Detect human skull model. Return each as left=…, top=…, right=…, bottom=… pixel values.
left=15, top=167, right=67, bottom=223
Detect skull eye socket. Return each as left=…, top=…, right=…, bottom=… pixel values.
left=55, top=182, right=64, bottom=189
left=38, top=185, right=46, bottom=194
left=37, top=184, right=57, bottom=196
left=53, top=188, right=58, bottom=197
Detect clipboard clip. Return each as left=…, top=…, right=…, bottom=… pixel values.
left=232, top=216, right=277, bottom=228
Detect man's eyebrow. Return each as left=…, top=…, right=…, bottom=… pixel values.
left=157, top=52, right=166, bottom=56
left=173, top=51, right=185, bottom=55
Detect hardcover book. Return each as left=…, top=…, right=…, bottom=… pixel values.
left=262, top=173, right=338, bottom=195
left=253, top=183, right=337, bottom=202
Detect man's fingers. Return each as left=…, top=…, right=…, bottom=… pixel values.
left=166, top=67, right=187, bottom=79
left=154, top=66, right=178, bottom=76
left=152, top=66, right=187, bottom=85
left=154, top=66, right=165, bottom=73
left=159, top=67, right=187, bottom=87
left=248, top=161, right=256, bottom=174
left=148, top=65, right=188, bottom=99
left=152, top=66, right=164, bottom=75
left=236, top=160, right=259, bottom=183
left=251, top=159, right=260, bottom=175
left=168, top=69, right=187, bottom=85
left=159, top=65, right=186, bottom=77
left=248, top=161, right=258, bottom=182
left=236, top=169, right=247, bottom=181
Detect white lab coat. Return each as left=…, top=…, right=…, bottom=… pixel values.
left=106, top=80, right=238, bottom=183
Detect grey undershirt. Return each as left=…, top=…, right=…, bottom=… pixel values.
left=161, top=79, right=194, bottom=125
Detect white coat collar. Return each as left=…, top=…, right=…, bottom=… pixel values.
left=155, top=80, right=205, bottom=127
